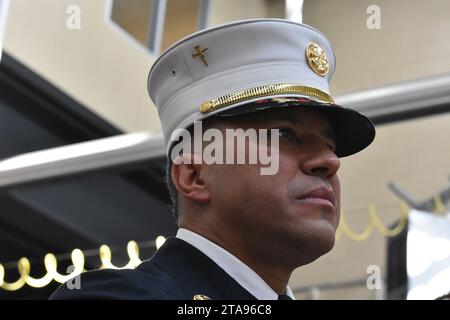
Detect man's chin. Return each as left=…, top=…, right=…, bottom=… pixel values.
left=289, top=225, right=337, bottom=265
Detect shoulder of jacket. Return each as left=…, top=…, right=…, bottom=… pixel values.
left=49, top=261, right=184, bottom=300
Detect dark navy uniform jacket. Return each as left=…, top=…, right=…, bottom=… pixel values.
left=49, top=237, right=256, bottom=300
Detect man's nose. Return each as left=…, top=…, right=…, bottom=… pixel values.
left=301, top=149, right=340, bottom=178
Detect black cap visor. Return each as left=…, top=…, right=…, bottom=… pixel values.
left=214, top=97, right=376, bottom=158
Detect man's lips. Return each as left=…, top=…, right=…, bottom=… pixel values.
left=296, top=187, right=336, bottom=208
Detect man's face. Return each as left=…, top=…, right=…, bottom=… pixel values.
left=204, top=108, right=341, bottom=267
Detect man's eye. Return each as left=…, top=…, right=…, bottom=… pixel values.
left=276, top=128, right=300, bottom=143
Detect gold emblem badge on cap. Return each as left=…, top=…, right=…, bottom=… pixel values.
left=306, top=42, right=329, bottom=76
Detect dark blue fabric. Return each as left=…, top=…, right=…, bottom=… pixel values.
left=49, top=237, right=256, bottom=300
left=278, top=294, right=293, bottom=300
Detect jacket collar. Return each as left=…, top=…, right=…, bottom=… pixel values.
left=147, top=237, right=257, bottom=300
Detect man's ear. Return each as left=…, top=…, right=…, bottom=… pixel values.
left=171, top=153, right=210, bottom=202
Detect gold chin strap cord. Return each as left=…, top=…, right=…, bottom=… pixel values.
left=199, top=83, right=335, bottom=113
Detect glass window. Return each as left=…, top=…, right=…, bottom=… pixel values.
left=111, top=0, right=152, bottom=47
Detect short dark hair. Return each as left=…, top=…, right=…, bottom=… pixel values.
left=165, top=157, right=179, bottom=222
left=164, top=121, right=201, bottom=222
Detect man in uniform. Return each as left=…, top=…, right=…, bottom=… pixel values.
left=50, top=18, right=375, bottom=300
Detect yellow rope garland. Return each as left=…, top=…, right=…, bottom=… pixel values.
left=0, top=237, right=166, bottom=292
left=0, top=200, right=447, bottom=292
left=336, top=201, right=409, bottom=242
left=99, top=241, right=141, bottom=270
left=0, top=258, right=29, bottom=291
left=434, top=194, right=447, bottom=214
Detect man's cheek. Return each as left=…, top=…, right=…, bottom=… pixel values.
left=331, top=176, right=341, bottom=195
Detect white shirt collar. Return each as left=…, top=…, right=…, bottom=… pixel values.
left=176, top=228, right=295, bottom=300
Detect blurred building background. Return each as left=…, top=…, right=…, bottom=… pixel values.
left=0, top=0, right=449, bottom=299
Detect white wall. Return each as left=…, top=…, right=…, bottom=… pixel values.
left=210, top=0, right=284, bottom=25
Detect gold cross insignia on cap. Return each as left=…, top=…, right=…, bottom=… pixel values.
left=192, top=45, right=208, bottom=66
left=306, top=42, right=329, bottom=76
left=193, top=294, right=211, bottom=300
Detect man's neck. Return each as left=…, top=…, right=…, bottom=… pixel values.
left=181, top=225, right=293, bottom=294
